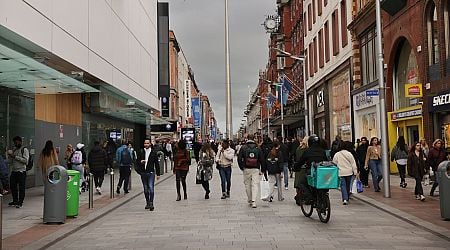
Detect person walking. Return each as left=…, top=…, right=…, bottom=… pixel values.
left=356, top=137, right=369, bottom=187
left=294, top=136, right=308, bottom=205
left=64, top=144, right=74, bottom=169
left=238, top=134, right=264, bottom=208
left=215, top=140, right=235, bottom=199
left=333, top=142, right=358, bottom=205
left=69, top=143, right=87, bottom=193
left=276, top=136, right=290, bottom=190
left=390, top=136, right=409, bottom=188
left=262, top=141, right=284, bottom=202
left=105, top=139, right=116, bottom=173
left=0, top=154, right=10, bottom=195
left=428, top=139, right=446, bottom=196
left=37, top=140, right=59, bottom=182
left=136, top=139, right=160, bottom=210
left=88, top=141, right=107, bottom=195
left=115, top=141, right=133, bottom=194
left=420, top=138, right=431, bottom=186
left=407, top=142, right=427, bottom=201
left=173, top=140, right=191, bottom=201
left=198, top=142, right=215, bottom=199
left=365, top=137, right=382, bottom=192
left=7, top=136, right=29, bottom=208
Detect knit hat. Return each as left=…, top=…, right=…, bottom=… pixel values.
left=76, top=143, right=85, bottom=149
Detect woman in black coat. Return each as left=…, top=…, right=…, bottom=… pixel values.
left=407, top=142, right=427, bottom=201
left=88, top=141, right=107, bottom=194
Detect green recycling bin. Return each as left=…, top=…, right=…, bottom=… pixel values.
left=66, top=170, right=80, bottom=217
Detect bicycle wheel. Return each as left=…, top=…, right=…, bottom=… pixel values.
left=317, top=191, right=331, bottom=223
left=300, top=199, right=314, bottom=217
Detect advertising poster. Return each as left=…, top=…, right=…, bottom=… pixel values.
left=181, top=128, right=195, bottom=150
left=192, top=97, right=201, bottom=129
left=444, top=124, right=450, bottom=151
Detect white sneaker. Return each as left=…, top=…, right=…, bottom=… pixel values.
left=415, top=195, right=421, bottom=200
left=343, top=200, right=348, bottom=205
left=251, top=202, right=257, bottom=208
left=420, top=195, right=426, bottom=201
left=285, top=187, right=288, bottom=190
left=96, top=187, right=101, bottom=195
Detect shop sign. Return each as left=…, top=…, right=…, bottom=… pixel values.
left=316, top=90, right=325, bottom=108
left=391, top=108, right=422, bottom=121
left=366, top=89, right=379, bottom=96
left=353, top=88, right=379, bottom=111
left=405, top=83, right=422, bottom=98
left=428, top=91, right=450, bottom=112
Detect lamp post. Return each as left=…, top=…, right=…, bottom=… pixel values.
left=224, top=0, right=232, bottom=139
left=272, top=48, right=308, bottom=135
left=375, top=0, right=391, bottom=198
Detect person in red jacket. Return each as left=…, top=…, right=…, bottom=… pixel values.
left=427, top=139, right=446, bottom=196
left=173, top=140, right=191, bottom=201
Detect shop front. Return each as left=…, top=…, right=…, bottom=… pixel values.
left=428, top=90, right=450, bottom=152
left=329, top=70, right=352, bottom=142
left=311, top=86, right=329, bottom=143
left=352, top=86, right=380, bottom=140
left=388, top=106, right=423, bottom=173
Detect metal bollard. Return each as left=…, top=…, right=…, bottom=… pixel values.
left=110, top=170, right=115, bottom=199
left=128, top=167, right=132, bottom=191
left=88, top=173, right=94, bottom=209
left=165, top=157, right=168, bottom=173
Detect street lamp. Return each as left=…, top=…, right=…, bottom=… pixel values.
left=224, top=0, right=232, bottom=139
left=272, top=48, right=309, bottom=136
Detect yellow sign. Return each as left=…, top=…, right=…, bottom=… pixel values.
left=405, top=83, right=422, bottom=98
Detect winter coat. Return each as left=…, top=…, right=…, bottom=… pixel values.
left=0, top=155, right=9, bottom=175
left=407, top=151, right=427, bottom=178
left=263, top=149, right=284, bottom=175
left=332, top=150, right=358, bottom=177
left=238, top=140, right=264, bottom=170
left=294, top=145, right=328, bottom=171
left=356, top=144, right=369, bottom=169
left=135, top=148, right=160, bottom=175
left=88, top=146, right=107, bottom=172
left=198, top=149, right=215, bottom=181
left=427, top=147, right=446, bottom=171
left=390, top=145, right=409, bottom=162
left=215, top=147, right=234, bottom=167
left=174, top=149, right=191, bottom=171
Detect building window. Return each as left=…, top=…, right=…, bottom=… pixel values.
left=319, top=29, right=324, bottom=68
left=308, top=4, right=312, bottom=31
left=324, top=0, right=328, bottom=6
left=303, top=13, right=307, bottom=37
left=318, top=0, right=322, bottom=16
left=313, top=0, right=316, bottom=24
left=445, top=0, right=450, bottom=59
left=394, top=40, right=420, bottom=110
left=314, top=37, right=318, bottom=73
left=332, top=10, right=339, bottom=56
left=341, top=0, right=348, bottom=47
left=325, top=21, right=330, bottom=62
left=309, top=43, right=314, bottom=77
left=359, top=28, right=378, bottom=85
left=427, top=3, right=439, bottom=65
left=305, top=48, right=309, bottom=80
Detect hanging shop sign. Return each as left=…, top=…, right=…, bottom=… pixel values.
left=391, top=108, right=422, bottom=121
left=405, top=83, right=423, bottom=98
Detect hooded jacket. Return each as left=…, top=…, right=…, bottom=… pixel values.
left=88, top=145, right=107, bottom=172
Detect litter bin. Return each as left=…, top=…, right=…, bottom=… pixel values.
left=438, top=161, right=450, bottom=220
left=157, top=152, right=165, bottom=175
left=66, top=170, right=80, bottom=217
left=43, top=165, right=68, bottom=224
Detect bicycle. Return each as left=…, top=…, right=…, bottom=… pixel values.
left=299, top=162, right=338, bottom=223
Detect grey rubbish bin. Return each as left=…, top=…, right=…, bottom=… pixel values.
left=44, top=165, right=68, bottom=224
left=438, top=160, right=450, bottom=220
left=157, top=152, right=165, bottom=175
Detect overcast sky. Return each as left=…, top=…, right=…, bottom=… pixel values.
left=165, top=0, right=276, bottom=135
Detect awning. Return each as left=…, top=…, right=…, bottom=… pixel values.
left=0, top=43, right=99, bottom=94
left=271, top=115, right=304, bottom=126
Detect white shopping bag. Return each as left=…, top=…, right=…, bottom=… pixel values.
left=351, top=179, right=358, bottom=194
left=260, top=177, right=270, bottom=200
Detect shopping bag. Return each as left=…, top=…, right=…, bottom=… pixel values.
left=351, top=179, right=358, bottom=194
left=195, top=167, right=202, bottom=184
left=356, top=180, right=364, bottom=193
left=260, top=177, right=270, bottom=200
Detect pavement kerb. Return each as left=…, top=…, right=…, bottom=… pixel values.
left=353, top=193, right=450, bottom=242
left=23, top=173, right=175, bottom=250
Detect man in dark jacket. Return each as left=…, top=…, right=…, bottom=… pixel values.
left=294, top=134, right=328, bottom=203
left=238, top=134, right=265, bottom=208
left=136, top=139, right=160, bottom=211
left=356, top=137, right=369, bottom=187
left=88, top=141, right=107, bottom=195
left=277, top=136, right=290, bottom=190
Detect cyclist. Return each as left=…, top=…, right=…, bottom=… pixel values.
left=294, top=134, right=328, bottom=204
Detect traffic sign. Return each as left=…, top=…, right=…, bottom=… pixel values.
left=366, top=89, right=379, bottom=96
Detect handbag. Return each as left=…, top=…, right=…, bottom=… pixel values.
left=260, top=176, right=270, bottom=200
left=195, top=166, right=202, bottom=184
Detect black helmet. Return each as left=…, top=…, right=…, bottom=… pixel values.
left=308, top=134, right=320, bottom=146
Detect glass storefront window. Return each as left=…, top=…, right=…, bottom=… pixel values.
left=329, top=71, right=352, bottom=141
left=394, top=41, right=420, bottom=110
left=361, top=112, right=377, bottom=139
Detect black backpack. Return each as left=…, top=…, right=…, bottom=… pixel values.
left=21, top=147, right=34, bottom=171
left=120, top=148, right=132, bottom=166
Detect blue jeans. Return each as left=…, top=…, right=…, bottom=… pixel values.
left=282, top=162, right=289, bottom=188
left=140, top=172, right=155, bottom=205
left=369, top=159, right=382, bottom=191
left=219, top=166, right=232, bottom=193
left=340, top=175, right=352, bottom=201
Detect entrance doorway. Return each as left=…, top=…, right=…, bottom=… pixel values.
left=407, top=125, right=419, bottom=147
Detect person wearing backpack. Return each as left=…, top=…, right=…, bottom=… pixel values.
left=70, top=143, right=87, bottom=192
left=262, top=141, right=284, bottom=202
left=173, top=140, right=191, bottom=201
left=6, top=136, right=29, bottom=208
left=115, top=141, right=133, bottom=194
left=238, top=134, right=264, bottom=208
left=390, top=136, right=409, bottom=188
left=215, top=140, right=235, bottom=199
